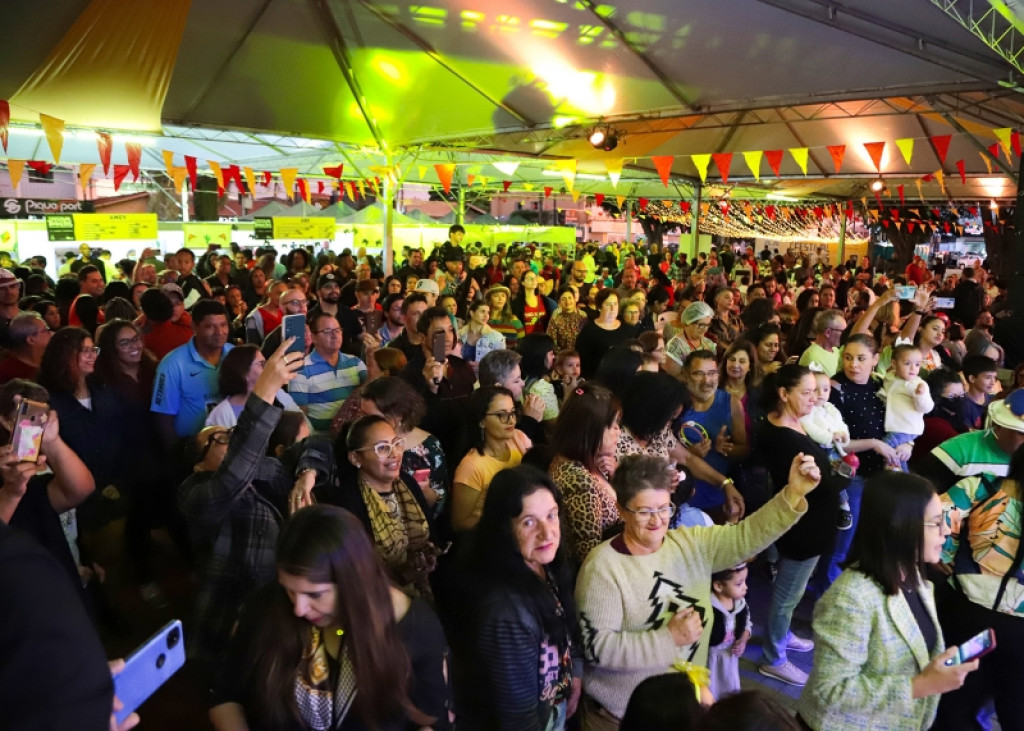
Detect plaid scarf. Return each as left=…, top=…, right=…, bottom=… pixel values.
left=359, top=476, right=430, bottom=594
left=295, top=626, right=356, bottom=730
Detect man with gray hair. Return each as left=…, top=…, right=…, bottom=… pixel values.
left=798, top=309, right=847, bottom=377
left=0, top=311, right=51, bottom=383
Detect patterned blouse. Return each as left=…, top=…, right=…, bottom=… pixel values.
left=666, top=333, right=717, bottom=366
left=402, top=433, right=449, bottom=519
left=615, top=425, right=679, bottom=461
left=550, top=456, right=620, bottom=563
left=547, top=310, right=588, bottom=352
left=489, top=316, right=525, bottom=349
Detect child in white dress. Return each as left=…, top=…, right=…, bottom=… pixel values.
left=799, top=366, right=853, bottom=529
left=708, top=564, right=751, bottom=700
left=879, top=344, right=934, bottom=470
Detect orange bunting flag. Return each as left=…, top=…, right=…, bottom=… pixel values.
left=930, top=135, right=952, bottom=165
left=544, top=186, right=553, bottom=198
left=616, top=195, right=625, bottom=209
left=243, top=167, right=257, bottom=196
left=184, top=156, right=197, bottom=191
left=466, top=174, right=476, bottom=187
left=171, top=166, right=187, bottom=195
left=79, top=163, right=96, bottom=190
left=208, top=161, right=224, bottom=194
left=112, top=164, right=131, bottom=192
left=0, top=100, right=8, bottom=153
left=126, top=143, right=142, bottom=181
left=502, top=180, right=511, bottom=192
left=979, top=151, right=993, bottom=175
left=652, top=156, right=674, bottom=187
left=434, top=163, right=455, bottom=194
left=7, top=159, right=24, bottom=189
left=994, top=128, right=1013, bottom=160
left=606, top=159, right=623, bottom=188
left=826, top=145, right=845, bottom=173
left=789, top=148, right=809, bottom=175
left=39, top=113, right=64, bottom=164
left=742, top=150, right=762, bottom=181
left=863, top=142, right=886, bottom=173
left=691, top=154, right=711, bottom=183
left=764, top=150, right=784, bottom=177
left=895, top=138, right=915, bottom=166
left=162, top=150, right=174, bottom=177
left=97, top=132, right=112, bottom=175
left=280, top=167, right=299, bottom=199
left=955, top=159, right=966, bottom=184
left=711, top=153, right=732, bottom=183
left=934, top=169, right=946, bottom=195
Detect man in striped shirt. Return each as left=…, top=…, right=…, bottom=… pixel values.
left=288, top=311, right=367, bottom=433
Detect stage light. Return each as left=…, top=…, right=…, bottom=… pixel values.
left=588, top=128, right=605, bottom=146
left=586, top=125, right=620, bottom=151
left=870, top=178, right=885, bottom=192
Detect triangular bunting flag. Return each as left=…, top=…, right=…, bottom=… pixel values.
left=280, top=167, right=299, bottom=199
left=652, top=155, right=674, bottom=187
left=184, top=156, right=198, bottom=191
left=297, top=179, right=310, bottom=203
left=26, top=161, right=51, bottom=176
left=681, top=201, right=691, bottom=214
left=208, top=161, right=225, bottom=195
left=863, top=142, right=886, bottom=173
left=112, top=164, right=131, bottom=192
left=895, top=138, right=915, bottom=166
left=39, top=113, right=64, bottom=164
left=605, top=159, right=623, bottom=188
left=1013, top=131, right=1022, bottom=158
left=742, top=150, right=762, bottom=181
left=789, top=148, right=809, bottom=175
left=317, top=181, right=325, bottom=195
left=493, top=161, right=520, bottom=176
left=915, top=179, right=924, bottom=202
left=97, top=132, right=112, bottom=175
left=711, top=153, right=733, bottom=183
left=934, top=169, right=946, bottom=194
left=466, top=174, right=476, bottom=187
left=434, top=163, right=455, bottom=194
left=994, top=128, right=1013, bottom=160
left=595, top=193, right=605, bottom=206
left=417, top=165, right=427, bottom=180
left=556, top=159, right=576, bottom=192
left=502, top=180, right=511, bottom=192
left=522, top=183, right=534, bottom=191
left=0, top=100, right=8, bottom=153
left=126, top=143, right=142, bottom=181
left=929, top=135, right=952, bottom=165
left=616, top=195, right=625, bottom=209
left=764, top=150, right=784, bottom=177
left=908, top=222, right=916, bottom=235
left=826, top=145, right=845, bottom=173
left=979, top=151, right=993, bottom=175
left=243, top=167, right=257, bottom=197
left=162, top=150, right=174, bottom=177
left=262, top=170, right=272, bottom=187
left=543, top=186, right=553, bottom=198
left=897, top=184, right=905, bottom=206
left=170, top=166, right=187, bottom=195
left=638, top=198, right=649, bottom=211
left=323, top=165, right=343, bottom=180
left=79, top=163, right=96, bottom=190
left=477, top=175, right=488, bottom=188
left=357, top=179, right=366, bottom=199
left=571, top=190, right=580, bottom=203
left=691, top=154, right=711, bottom=183
left=224, top=165, right=243, bottom=192
left=955, top=159, right=966, bottom=184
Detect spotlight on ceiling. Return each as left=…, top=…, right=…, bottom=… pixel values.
left=870, top=178, right=886, bottom=193
left=587, top=125, right=620, bottom=152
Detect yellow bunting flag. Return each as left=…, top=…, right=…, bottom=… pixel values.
left=652, top=155, right=674, bottom=187
left=994, top=128, right=1013, bottom=161
left=616, top=195, right=626, bottom=209
left=691, top=154, right=711, bottom=183
left=556, top=159, right=576, bottom=192
left=895, top=138, right=915, bottom=166
left=171, top=166, right=187, bottom=195
left=523, top=183, right=535, bottom=191
left=606, top=159, right=623, bottom=188
left=417, top=165, right=427, bottom=180
left=280, top=167, right=299, bottom=199
left=434, top=163, right=455, bottom=193
left=742, top=151, right=762, bottom=181
left=357, top=179, right=366, bottom=198
left=979, top=151, right=993, bottom=175
left=243, top=166, right=257, bottom=196
left=914, top=179, right=924, bottom=202
left=208, top=161, right=224, bottom=190
left=39, top=113, right=64, bottom=164
left=934, top=170, right=946, bottom=195
left=789, top=148, right=808, bottom=175
left=162, top=150, right=174, bottom=176
left=477, top=175, right=488, bottom=188
left=7, top=160, right=24, bottom=188
left=79, top=163, right=96, bottom=190
left=571, top=190, right=580, bottom=203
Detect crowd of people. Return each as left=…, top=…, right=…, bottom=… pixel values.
left=3, top=225, right=1023, bottom=730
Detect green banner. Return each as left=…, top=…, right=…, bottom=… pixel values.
left=46, top=214, right=76, bottom=242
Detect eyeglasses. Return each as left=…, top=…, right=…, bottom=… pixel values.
left=353, top=437, right=405, bottom=459
left=116, top=335, right=142, bottom=349
left=689, top=322, right=710, bottom=330
left=314, top=328, right=341, bottom=336
left=282, top=299, right=307, bottom=309
left=81, top=346, right=100, bottom=357
left=486, top=410, right=518, bottom=424
left=197, top=427, right=235, bottom=462
left=33, top=327, right=52, bottom=337
left=622, top=503, right=676, bottom=521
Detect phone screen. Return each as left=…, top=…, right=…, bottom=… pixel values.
left=895, top=285, right=917, bottom=300
left=933, top=297, right=955, bottom=309
left=282, top=314, right=306, bottom=355
left=946, top=628, right=996, bottom=665
left=432, top=330, right=447, bottom=363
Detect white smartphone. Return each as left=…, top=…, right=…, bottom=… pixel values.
left=945, top=627, right=996, bottom=666
left=933, top=297, right=955, bottom=309
left=112, top=620, right=186, bottom=723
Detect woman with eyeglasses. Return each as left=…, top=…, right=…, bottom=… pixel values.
left=205, top=344, right=302, bottom=428
left=451, top=386, right=532, bottom=532
left=575, top=451, right=821, bottom=726
left=798, top=472, right=976, bottom=731
left=328, top=415, right=439, bottom=598
left=664, top=302, right=716, bottom=378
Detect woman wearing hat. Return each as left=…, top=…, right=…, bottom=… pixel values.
left=664, top=301, right=716, bottom=378
left=486, top=284, right=524, bottom=349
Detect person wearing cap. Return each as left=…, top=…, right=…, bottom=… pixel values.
left=309, top=272, right=364, bottom=358
left=441, top=246, right=467, bottom=298
left=486, top=284, right=524, bottom=349
left=0, top=268, right=22, bottom=348
left=351, top=278, right=384, bottom=337
left=412, top=278, right=439, bottom=307
left=664, top=301, right=716, bottom=378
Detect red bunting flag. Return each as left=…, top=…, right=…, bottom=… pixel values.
left=224, top=164, right=243, bottom=191
left=892, top=209, right=900, bottom=221
left=0, top=100, right=8, bottom=153
left=764, top=150, right=783, bottom=177
left=955, top=159, right=966, bottom=184
left=97, top=132, right=112, bottom=175
left=323, top=165, right=343, bottom=179
left=1013, top=131, right=1022, bottom=158
left=26, top=161, right=51, bottom=176
left=908, top=222, right=916, bottom=234
left=680, top=201, right=691, bottom=214
left=594, top=193, right=604, bottom=206
left=711, top=153, right=732, bottom=183
left=317, top=181, right=325, bottom=195
left=502, top=180, right=511, bottom=192
left=112, top=164, right=131, bottom=192
left=897, top=184, right=905, bottom=206
left=296, top=179, right=310, bottom=203
left=638, top=198, right=649, bottom=211
left=125, top=142, right=142, bottom=181
left=864, top=142, right=886, bottom=173
left=262, top=170, right=272, bottom=187
left=543, top=186, right=553, bottom=198
left=813, top=205, right=824, bottom=219
left=929, top=135, right=952, bottom=165
left=988, top=143, right=1001, bottom=160
left=652, top=156, right=674, bottom=187
left=434, top=164, right=456, bottom=194
left=826, top=145, right=845, bottom=173
left=184, top=155, right=198, bottom=191
left=944, top=222, right=951, bottom=233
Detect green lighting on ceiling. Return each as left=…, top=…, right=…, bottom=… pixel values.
left=461, top=10, right=484, bottom=21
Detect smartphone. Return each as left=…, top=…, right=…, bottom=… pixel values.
left=282, top=313, right=306, bottom=356
left=9, top=399, right=48, bottom=463
left=364, top=314, right=378, bottom=337
left=945, top=628, right=996, bottom=666
left=412, top=468, right=431, bottom=487
left=112, top=620, right=186, bottom=723
left=895, top=285, right=917, bottom=300
left=432, top=330, right=447, bottom=363
left=934, top=296, right=955, bottom=309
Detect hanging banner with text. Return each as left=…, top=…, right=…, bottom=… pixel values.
left=183, top=223, right=233, bottom=249
left=255, top=216, right=336, bottom=239
left=46, top=213, right=158, bottom=241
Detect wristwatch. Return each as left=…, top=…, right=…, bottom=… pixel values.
left=720, top=477, right=735, bottom=490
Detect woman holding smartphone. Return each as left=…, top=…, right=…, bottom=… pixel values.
left=798, top=472, right=977, bottom=731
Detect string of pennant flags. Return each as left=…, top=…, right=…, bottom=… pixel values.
left=1, top=98, right=1021, bottom=211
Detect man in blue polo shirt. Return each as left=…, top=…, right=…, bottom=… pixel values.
left=152, top=299, right=234, bottom=447
left=289, top=311, right=367, bottom=433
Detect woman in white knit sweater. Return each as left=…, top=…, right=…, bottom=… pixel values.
left=574, top=452, right=821, bottom=729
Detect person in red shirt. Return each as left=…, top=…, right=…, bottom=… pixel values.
left=136, top=285, right=193, bottom=360
left=905, top=255, right=929, bottom=286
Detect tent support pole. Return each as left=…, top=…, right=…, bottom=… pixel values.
left=690, top=185, right=701, bottom=258
left=837, top=207, right=848, bottom=266
left=625, top=201, right=632, bottom=244
left=383, top=153, right=394, bottom=275
left=457, top=184, right=465, bottom=225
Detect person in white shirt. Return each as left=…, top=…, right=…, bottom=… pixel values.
left=879, top=344, right=934, bottom=470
